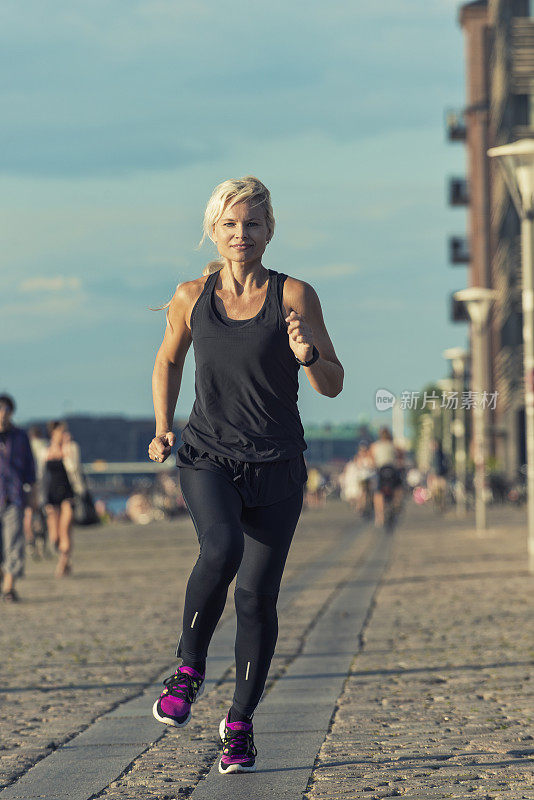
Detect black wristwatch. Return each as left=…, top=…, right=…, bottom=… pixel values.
left=295, top=345, right=319, bottom=367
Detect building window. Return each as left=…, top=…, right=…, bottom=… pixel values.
left=514, top=95, right=528, bottom=125
left=501, top=310, right=523, bottom=349
left=513, top=94, right=534, bottom=127
left=513, top=0, right=534, bottom=15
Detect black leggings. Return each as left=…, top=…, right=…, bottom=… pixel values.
left=177, top=467, right=304, bottom=716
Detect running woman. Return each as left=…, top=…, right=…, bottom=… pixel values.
left=148, top=176, right=343, bottom=774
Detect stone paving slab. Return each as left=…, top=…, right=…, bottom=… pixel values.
left=0, top=746, right=147, bottom=800
left=90, top=507, right=376, bottom=800
left=304, top=503, right=534, bottom=800
left=0, top=503, right=359, bottom=791
left=188, top=532, right=391, bottom=800
left=0, top=501, right=368, bottom=799
left=15, top=499, right=531, bottom=800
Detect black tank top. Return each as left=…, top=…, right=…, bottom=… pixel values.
left=178, top=268, right=307, bottom=462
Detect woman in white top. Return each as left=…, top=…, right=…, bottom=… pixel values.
left=35, top=422, right=85, bottom=577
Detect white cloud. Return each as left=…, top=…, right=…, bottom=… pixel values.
left=19, top=276, right=82, bottom=292
left=0, top=287, right=148, bottom=345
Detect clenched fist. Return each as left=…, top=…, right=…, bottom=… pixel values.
left=148, top=431, right=176, bottom=463
left=285, top=310, right=314, bottom=363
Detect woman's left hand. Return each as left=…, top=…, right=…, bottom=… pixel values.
left=285, top=310, right=314, bottom=363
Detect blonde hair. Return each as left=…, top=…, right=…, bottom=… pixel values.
left=200, top=176, right=275, bottom=275
left=152, top=176, right=275, bottom=316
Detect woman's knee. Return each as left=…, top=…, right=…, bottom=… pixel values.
left=198, top=522, right=243, bottom=581
left=234, top=586, right=277, bottom=622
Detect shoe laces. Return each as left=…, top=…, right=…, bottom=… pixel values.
left=222, top=726, right=257, bottom=757
left=162, top=669, right=202, bottom=704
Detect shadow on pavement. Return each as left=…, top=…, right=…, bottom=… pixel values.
left=384, top=568, right=532, bottom=586
left=349, top=659, right=534, bottom=677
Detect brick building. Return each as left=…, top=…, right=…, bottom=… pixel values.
left=450, top=0, right=534, bottom=479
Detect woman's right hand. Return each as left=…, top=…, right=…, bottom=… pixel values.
left=148, top=432, right=176, bottom=463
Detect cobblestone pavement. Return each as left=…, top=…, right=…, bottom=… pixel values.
left=0, top=499, right=364, bottom=793
left=3, top=499, right=532, bottom=800
left=305, top=502, right=534, bottom=800
left=93, top=506, right=375, bottom=800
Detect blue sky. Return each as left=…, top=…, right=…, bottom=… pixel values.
left=1, top=0, right=468, bottom=429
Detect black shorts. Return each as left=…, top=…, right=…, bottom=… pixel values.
left=377, top=465, right=402, bottom=492
left=176, top=442, right=308, bottom=508
left=45, top=485, right=74, bottom=507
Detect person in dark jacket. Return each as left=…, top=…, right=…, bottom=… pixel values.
left=0, top=394, right=36, bottom=601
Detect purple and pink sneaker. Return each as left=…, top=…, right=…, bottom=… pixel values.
left=152, top=665, right=205, bottom=728
left=218, top=715, right=257, bottom=774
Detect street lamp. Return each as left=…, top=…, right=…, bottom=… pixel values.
left=443, top=347, right=469, bottom=517
left=454, top=288, right=497, bottom=532
left=437, top=377, right=455, bottom=468
left=488, top=139, right=534, bottom=567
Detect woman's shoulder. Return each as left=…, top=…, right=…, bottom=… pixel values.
left=279, top=274, right=320, bottom=315
left=169, top=275, right=211, bottom=327
left=280, top=274, right=317, bottom=297
left=174, top=275, right=210, bottom=304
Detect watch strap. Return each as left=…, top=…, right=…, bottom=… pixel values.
left=295, top=345, right=319, bottom=367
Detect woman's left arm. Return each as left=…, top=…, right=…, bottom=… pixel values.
left=65, top=441, right=86, bottom=495
left=284, top=279, right=344, bottom=398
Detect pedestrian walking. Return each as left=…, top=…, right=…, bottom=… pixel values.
left=427, top=438, right=449, bottom=513
left=149, top=176, right=343, bottom=774
left=341, top=443, right=375, bottom=516
left=306, top=466, right=327, bottom=508
left=0, top=394, right=36, bottom=601
left=24, top=426, right=50, bottom=560
left=370, top=427, right=403, bottom=528
left=39, top=421, right=84, bottom=577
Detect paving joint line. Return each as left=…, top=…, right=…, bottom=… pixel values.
left=0, top=521, right=361, bottom=794
left=186, top=529, right=392, bottom=799
left=302, top=528, right=396, bottom=799
left=88, top=519, right=374, bottom=800
left=0, top=518, right=369, bottom=800
left=0, top=659, right=178, bottom=795
left=258, top=523, right=378, bottom=705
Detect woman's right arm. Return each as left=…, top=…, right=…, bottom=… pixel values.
left=149, top=281, right=199, bottom=463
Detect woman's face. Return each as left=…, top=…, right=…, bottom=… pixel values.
left=50, top=426, right=65, bottom=446
left=212, top=200, right=270, bottom=265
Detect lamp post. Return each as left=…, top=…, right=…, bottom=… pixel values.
left=443, top=347, right=469, bottom=517
left=418, top=413, right=434, bottom=474
left=437, top=377, right=455, bottom=466
left=488, top=139, right=534, bottom=567
left=454, top=288, right=497, bottom=532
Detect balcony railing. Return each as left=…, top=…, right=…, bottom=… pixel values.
left=448, top=177, right=470, bottom=206
left=512, top=18, right=534, bottom=93
left=449, top=236, right=470, bottom=264
left=450, top=293, right=469, bottom=323
left=445, top=109, right=467, bottom=142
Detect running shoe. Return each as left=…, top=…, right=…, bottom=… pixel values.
left=2, top=588, right=20, bottom=602
left=152, top=665, right=205, bottom=728
left=218, top=715, right=257, bottom=774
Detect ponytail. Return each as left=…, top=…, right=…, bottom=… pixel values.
left=202, top=260, right=223, bottom=277
left=149, top=262, right=223, bottom=323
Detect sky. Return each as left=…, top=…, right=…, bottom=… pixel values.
left=1, top=0, right=468, bottom=429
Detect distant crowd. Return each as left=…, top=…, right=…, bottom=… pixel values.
left=1, top=390, right=470, bottom=604
left=307, top=427, right=407, bottom=528
left=0, top=393, right=96, bottom=601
